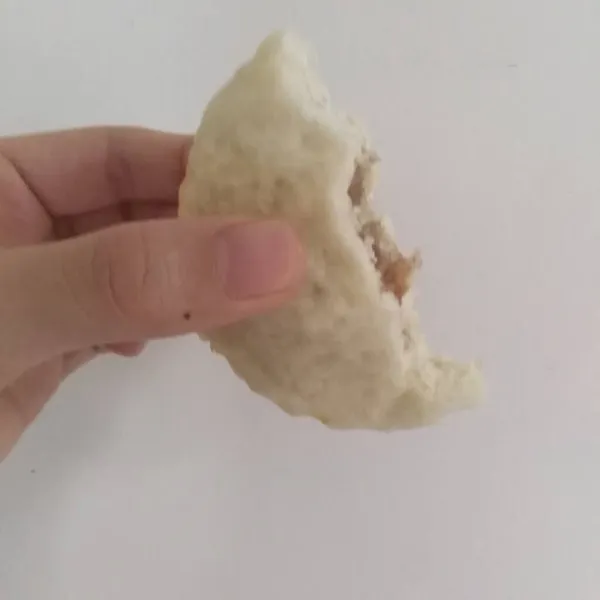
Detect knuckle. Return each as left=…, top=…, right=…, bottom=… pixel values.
left=90, top=225, right=175, bottom=324
left=104, top=135, right=137, bottom=199
left=90, top=227, right=147, bottom=322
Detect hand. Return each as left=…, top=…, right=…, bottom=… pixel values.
left=0, top=127, right=305, bottom=461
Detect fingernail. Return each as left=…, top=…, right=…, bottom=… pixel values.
left=106, top=342, right=146, bottom=357
left=216, top=221, right=301, bottom=300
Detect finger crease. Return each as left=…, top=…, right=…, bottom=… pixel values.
left=2, top=153, right=54, bottom=220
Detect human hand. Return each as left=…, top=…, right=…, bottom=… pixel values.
left=0, top=127, right=305, bottom=461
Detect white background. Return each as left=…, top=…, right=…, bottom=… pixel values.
left=1, top=1, right=599, bottom=598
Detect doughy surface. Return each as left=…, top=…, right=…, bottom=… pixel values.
left=179, top=31, right=483, bottom=429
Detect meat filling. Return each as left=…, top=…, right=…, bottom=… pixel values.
left=348, top=155, right=419, bottom=303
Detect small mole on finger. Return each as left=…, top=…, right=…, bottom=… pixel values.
left=183, top=312, right=191, bottom=320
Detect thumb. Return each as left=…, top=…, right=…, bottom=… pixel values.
left=0, top=217, right=304, bottom=370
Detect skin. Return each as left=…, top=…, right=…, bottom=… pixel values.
left=0, top=127, right=305, bottom=462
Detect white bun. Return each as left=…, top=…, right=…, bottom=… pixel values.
left=179, top=31, right=483, bottom=429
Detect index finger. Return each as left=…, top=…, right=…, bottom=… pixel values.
left=0, top=127, right=192, bottom=215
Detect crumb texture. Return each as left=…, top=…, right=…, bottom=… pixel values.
left=179, top=31, right=483, bottom=429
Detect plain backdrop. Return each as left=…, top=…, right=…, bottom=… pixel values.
left=1, top=1, right=599, bottom=599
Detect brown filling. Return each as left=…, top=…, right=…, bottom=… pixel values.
left=348, top=155, right=419, bottom=303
